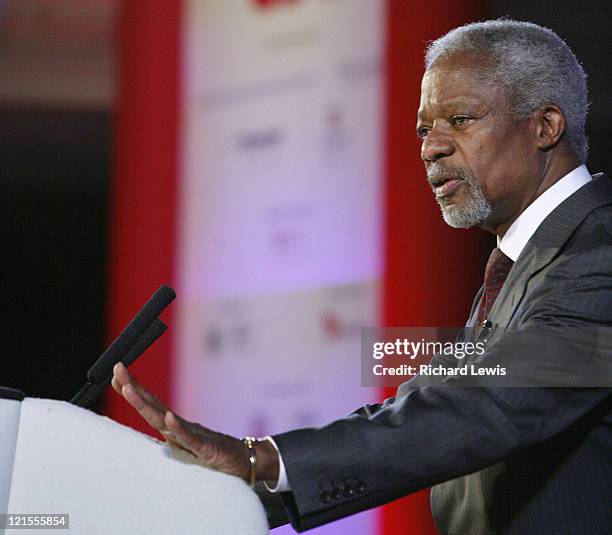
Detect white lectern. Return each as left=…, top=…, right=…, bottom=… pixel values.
left=0, top=397, right=269, bottom=534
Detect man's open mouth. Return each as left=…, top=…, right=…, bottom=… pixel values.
left=431, top=177, right=464, bottom=198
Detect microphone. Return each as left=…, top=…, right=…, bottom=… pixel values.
left=121, top=318, right=168, bottom=369
left=86, top=285, right=175, bottom=385
left=71, top=285, right=176, bottom=408
left=71, top=319, right=168, bottom=408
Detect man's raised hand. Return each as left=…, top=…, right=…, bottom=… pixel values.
left=111, top=362, right=261, bottom=482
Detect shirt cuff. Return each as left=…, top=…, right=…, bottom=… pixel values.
left=261, top=436, right=291, bottom=492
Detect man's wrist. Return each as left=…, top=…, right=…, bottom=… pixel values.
left=254, top=439, right=280, bottom=484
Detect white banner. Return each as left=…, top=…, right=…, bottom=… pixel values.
left=174, top=2, right=386, bottom=532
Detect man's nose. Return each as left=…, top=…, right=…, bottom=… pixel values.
left=421, top=130, right=455, bottom=162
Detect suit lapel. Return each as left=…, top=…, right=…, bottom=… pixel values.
left=488, top=173, right=612, bottom=329
left=466, top=286, right=484, bottom=328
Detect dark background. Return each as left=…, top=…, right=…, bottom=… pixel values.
left=2, top=1, right=610, bottom=402
left=2, top=109, right=110, bottom=403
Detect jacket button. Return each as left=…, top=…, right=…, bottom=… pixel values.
left=319, top=491, right=331, bottom=503
left=354, top=480, right=365, bottom=493
left=343, top=486, right=354, bottom=497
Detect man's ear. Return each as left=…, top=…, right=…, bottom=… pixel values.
left=534, top=105, right=566, bottom=151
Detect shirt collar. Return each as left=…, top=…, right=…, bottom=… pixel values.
left=498, top=165, right=592, bottom=261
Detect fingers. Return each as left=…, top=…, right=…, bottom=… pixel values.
left=112, top=362, right=130, bottom=389
left=111, top=376, right=121, bottom=393
left=106, top=387, right=247, bottom=480
left=110, top=364, right=231, bottom=470
left=160, top=429, right=188, bottom=452
left=164, top=411, right=209, bottom=459
left=122, top=383, right=167, bottom=430
left=110, top=366, right=125, bottom=393
left=164, top=413, right=250, bottom=480
left=112, top=363, right=168, bottom=413
left=112, top=363, right=168, bottom=430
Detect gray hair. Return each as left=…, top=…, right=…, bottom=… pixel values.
left=425, top=19, right=588, bottom=163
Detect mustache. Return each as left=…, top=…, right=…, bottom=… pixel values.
left=427, top=163, right=475, bottom=186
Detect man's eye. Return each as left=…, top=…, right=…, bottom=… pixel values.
left=451, top=116, right=472, bottom=127
left=416, top=127, right=430, bottom=139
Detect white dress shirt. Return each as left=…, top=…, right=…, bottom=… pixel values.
left=262, top=435, right=290, bottom=492
left=265, top=164, right=593, bottom=493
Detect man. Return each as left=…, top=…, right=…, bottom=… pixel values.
left=112, top=20, right=612, bottom=533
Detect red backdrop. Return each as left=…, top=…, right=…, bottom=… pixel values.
left=104, top=1, right=181, bottom=434
left=381, top=1, right=487, bottom=533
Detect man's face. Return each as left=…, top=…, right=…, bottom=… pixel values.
left=417, top=53, right=540, bottom=235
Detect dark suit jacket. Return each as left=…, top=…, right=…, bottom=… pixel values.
left=261, top=174, right=612, bottom=533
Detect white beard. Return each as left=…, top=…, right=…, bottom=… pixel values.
left=428, top=163, right=492, bottom=228
left=438, top=184, right=492, bottom=228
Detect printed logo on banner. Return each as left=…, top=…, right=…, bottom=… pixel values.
left=236, top=127, right=285, bottom=151
left=320, top=309, right=363, bottom=342
left=262, top=202, right=315, bottom=265
left=336, top=57, right=383, bottom=84
left=251, top=0, right=340, bottom=10
left=201, top=302, right=252, bottom=358
left=251, top=0, right=301, bottom=10
left=319, top=103, right=349, bottom=156
left=319, top=283, right=375, bottom=342
left=202, top=74, right=314, bottom=109
left=203, top=322, right=251, bottom=358
left=269, top=227, right=306, bottom=258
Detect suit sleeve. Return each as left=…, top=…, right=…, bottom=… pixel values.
left=253, top=483, right=290, bottom=529
left=272, top=242, right=612, bottom=532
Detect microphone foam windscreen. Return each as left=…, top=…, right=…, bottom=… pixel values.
left=87, top=285, right=176, bottom=384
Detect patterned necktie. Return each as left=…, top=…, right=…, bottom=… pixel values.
left=476, top=248, right=514, bottom=324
